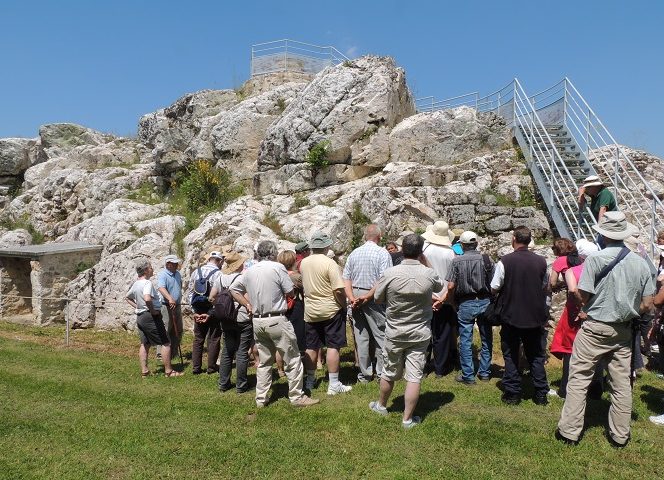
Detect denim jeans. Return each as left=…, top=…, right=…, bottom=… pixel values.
left=457, top=298, right=491, bottom=381
left=219, top=321, right=254, bottom=392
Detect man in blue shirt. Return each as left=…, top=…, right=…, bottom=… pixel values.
left=157, top=254, right=183, bottom=362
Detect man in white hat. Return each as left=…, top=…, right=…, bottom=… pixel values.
left=156, top=254, right=183, bottom=361
left=557, top=211, right=654, bottom=447
left=421, top=220, right=457, bottom=377
left=578, top=175, right=617, bottom=223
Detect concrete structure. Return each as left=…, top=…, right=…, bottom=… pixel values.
left=0, top=242, right=102, bottom=325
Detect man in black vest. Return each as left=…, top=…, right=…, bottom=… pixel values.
left=491, top=226, right=550, bottom=405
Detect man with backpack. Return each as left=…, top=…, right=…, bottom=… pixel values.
left=189, top=250, right=224, bottom=375
left=209, top=251, right=252, bottom=394
left=557, top=212, right=654, bottom=447
left=446, top=231, right=494, bottom=384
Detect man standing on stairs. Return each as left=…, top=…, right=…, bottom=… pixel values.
left=578, top=175, right=617, bottom=223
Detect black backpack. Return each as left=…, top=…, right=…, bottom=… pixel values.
left=214, top=274, right=241, bottom=325
left=191, top=267, right=218, bottom=314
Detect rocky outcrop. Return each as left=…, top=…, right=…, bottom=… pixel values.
left=258, top=56, right=414, bottom=171
left=0, top=138, right=39, bottom=178
left=389, top=108, right=511, bottom=165
left=0, top=229, right=32, bottom=248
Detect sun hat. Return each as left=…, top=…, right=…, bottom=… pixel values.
left=163, top=254, right=181, bottom=265
left=458, top=231, right=478, bottom=244
left=592, top=211, right=637, bottom=240
left=294, top=241, right=309, bottom=253
left=575, top=238, right=600, bottom=258
left=581, top=175, right=604, bottom=188
left=422, top=221, right=453, bottom=246
left=222, top=251, right=248, bottom=274
left=309, top=231, right=333, bottom=249
left=395, top=230, right=415, bottom=247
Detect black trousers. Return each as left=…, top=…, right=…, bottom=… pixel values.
left=430, top=304, right=458, bottom=376
left=500, top=323, right=549, bottom=397
left=192, top=313, right=222, bottom=373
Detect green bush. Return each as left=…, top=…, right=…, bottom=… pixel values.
left=306, top=140, right=331, bottom=171
left=0, top=215, right=45, bottom=244
left=350, top=203, right=371, bottom=250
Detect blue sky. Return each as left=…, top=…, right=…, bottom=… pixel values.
left=1, top=0, right=662, bottom=157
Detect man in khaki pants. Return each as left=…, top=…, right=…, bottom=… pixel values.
left=556, top=212, right=654, bottom=447
left=231, top=240, right=319, bottom=409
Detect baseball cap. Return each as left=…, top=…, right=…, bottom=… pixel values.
left=164, top=254, right=181, bottom=265
left=459, top=231, right=478, bottom=244
left=208, top=251, right=224, bottom=260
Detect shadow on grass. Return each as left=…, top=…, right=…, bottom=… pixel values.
left=390, top=391, right=455, bottom=420
left=640, top=384, right=664, bottom=414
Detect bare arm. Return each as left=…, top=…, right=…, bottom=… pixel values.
left=344, top=279, right=356, bottom=304
left=158, top=286, right=176, bottom=309
left=640, top=295, right=654, bottom=315
left=578, top=186, right=586, bottom=206
left=208, top=286, right=219, bottom=304
left=143, top=293, right=159, bottom=316
left=231, top=290, right=252, bottom=315
left=125, top=298, right=137, bottom=309
left=564, top=269, right=582, bottom=304
left=333, top=288, right=346, bottom=309
left=597, top=206, right=609, bottom=222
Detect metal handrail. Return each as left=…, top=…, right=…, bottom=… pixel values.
left=251, top=39, right=350, bottom=77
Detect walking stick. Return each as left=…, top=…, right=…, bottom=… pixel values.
left=168, top=306, right=185, bottom=368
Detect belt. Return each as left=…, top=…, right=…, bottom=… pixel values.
left=456, top=293, right=491, bottom=303
left=353, top=287, right=371, bottom=291
left=253, top=311, right=287, bottom=319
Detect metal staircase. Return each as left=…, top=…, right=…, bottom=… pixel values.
left=417, top=78, right=664, bottom=267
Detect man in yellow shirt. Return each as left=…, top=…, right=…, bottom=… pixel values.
left=300, top=231, right=352, bottom=395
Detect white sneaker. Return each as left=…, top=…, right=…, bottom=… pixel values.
left=649, top=414, right=664, bottom=426
left=402, top=416, right=421, bottom=429
left=327, top=382, right=352, bottom=395
left=369, top=401, right=388, bottom=416
left=651, top=344, right=660, bottom=353
left=548, top=389, right=559, bottom=397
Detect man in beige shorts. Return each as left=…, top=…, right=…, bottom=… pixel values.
left=369, top=234, right=443, bottom=428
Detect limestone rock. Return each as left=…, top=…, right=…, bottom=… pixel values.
left=0, top=229, right=33, bottom=248
left=39, top=123, right=114, bottom=160
left=239, top=71, right=313, bottom=98
left=0, top=138, right=39, bottom=176
left=277, top=205, right=353, bottom=253
left=388, top=107, right=511, bottom=165
left=211, top=82, right=307, bottom=180
left=258, top=56, right=414, bottom=170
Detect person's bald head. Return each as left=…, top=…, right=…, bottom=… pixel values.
left=364, top=224, right=381, bottom=242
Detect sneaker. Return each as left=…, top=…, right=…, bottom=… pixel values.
left=327, top=382, right=353, bottom=395
left=292, top=396, right=320, bottom=407
left=455, top=374, right=476, bottom=385
left=533, top=394, right=549, bottom=406
left=357, top=376, right=372, bottom=384
left=402, top=416, right=421, bottom=429
left=649, top=413, right=664, bottom=426
left=547, top=389, right=559, bottom=397
left=478, top=374, right=491, bottom=382
left=369, top=401, right=388, bottom=416
left=555, top=429, right=578, bottom=446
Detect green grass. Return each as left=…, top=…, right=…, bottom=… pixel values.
left=1, top=320, right=664, bottom=479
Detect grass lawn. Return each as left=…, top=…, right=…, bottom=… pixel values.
left=1, top=320, right=663, bottom=479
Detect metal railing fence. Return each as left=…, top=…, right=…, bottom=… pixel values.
left=251, top=39, right=349, bottom=77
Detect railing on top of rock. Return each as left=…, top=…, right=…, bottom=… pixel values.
left=251, top=39, right=350, bottom=77
left=417, top=78, right=664, bottom=266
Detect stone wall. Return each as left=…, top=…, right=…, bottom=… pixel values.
left=0, top=257, right=32, bottom=318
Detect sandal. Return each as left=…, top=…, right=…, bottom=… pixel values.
left=165, top=370, right=183, bottom=377
left=141, top=371, right=151, bottom=378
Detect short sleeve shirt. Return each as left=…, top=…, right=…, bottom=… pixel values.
left=342, top=241, right=393, bottom=289
left=126, top=279, right=161, bottom=314
left=300, top=254, right=345, bottom=323
left=590, top=188, right=617, bottom=220
left=552, top=256, right=570, bottom=275
left=422, top=243, right=455, bottom=297
left=374, top=259, right=443, bottom=342
left=157, top=269, right=182, bottom=304
left=578, top=245, right=655, bottom=323
left=231, top=260, right=293, bottom=315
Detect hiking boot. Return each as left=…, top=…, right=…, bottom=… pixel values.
left=292, top=396, right=320, bottom=407
left=369, top=401, right=388, bottom=416
left=501, top=393, right=521, bottom=405
left=455, top=374, right=476, bottom=385
left=533, top=393, right=549, bottom=406
left=327, top=382, right=353, bottom=395
left=402, top=416, right=421, bottom=429
left=555, top=429, right=578, bottom=446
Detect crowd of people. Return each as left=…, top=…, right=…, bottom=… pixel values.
left=126, top=175, right=664, bottom=442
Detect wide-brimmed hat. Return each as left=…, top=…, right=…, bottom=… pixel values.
left=310, top=231, right=333, bottom=249
left=294, top=241, right=309, bottom=253
left=163, top=254, right=181, bottom=266
left=222, top=251, right=248, bottom=274
left=582, top=175, right=604, bottom=188
left=395, top=230, right=415, bottom=247
left=575, top=238, right=599, bottom=258
left=592, top=211, right=637, bottom=240
left=422, top=221, right=453, bottom=246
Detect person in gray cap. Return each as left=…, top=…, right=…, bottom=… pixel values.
left=557, top=211, right=654, bottom=447
left=295, top=240, right=310, bottom=271
left=300, top=231, right=352, bottom=395
left=156, top=254, right=183, bottom=362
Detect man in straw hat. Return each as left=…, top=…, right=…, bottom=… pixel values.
left=557, top=212, right=654, bottom=447
left=300, top=232, right=352, bottom=395
left=578, top=175, right=617, bottom=223
left=421, top=220, right=457, bottom=378
left=210, top=250, right=253, bottom=394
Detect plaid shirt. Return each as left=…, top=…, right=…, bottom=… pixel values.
left=342, top=241, right=393, bottom=289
